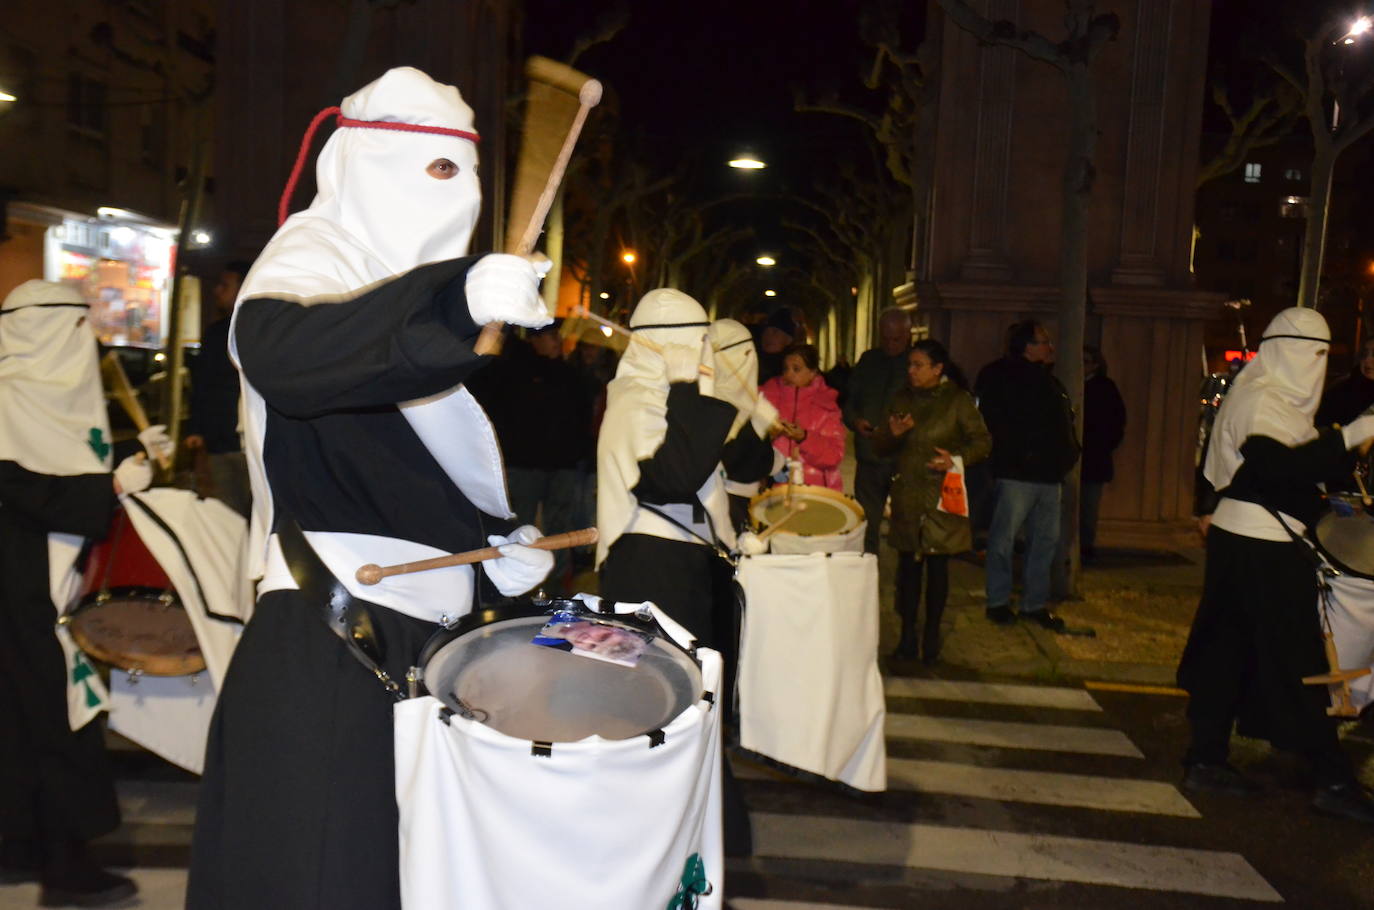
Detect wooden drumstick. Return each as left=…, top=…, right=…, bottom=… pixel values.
left=356, top=527, right=598, bottom=585
left=1355, top=469, right=1373, bottom=508
left=757, top=502, right=808, bottom=543
left=101, top=351, right=172, bottom=470
left=474, top=72, right=603, bottom=357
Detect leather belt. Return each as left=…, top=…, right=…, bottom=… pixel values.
left=277, top=519, right=405, bottom=700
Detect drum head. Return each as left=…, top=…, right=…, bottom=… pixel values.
left=749, top=485, right=864, bottom=537
left=421, top=608, right=702, bottom=743
left=1317, top=510, right=1374, bottom=580
left=68, top=588, right=205, bottom=676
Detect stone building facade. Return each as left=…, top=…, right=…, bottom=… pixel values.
left=910, top=0, right=1225, bottom=548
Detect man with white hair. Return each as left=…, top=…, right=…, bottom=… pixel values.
left=187, top=68, right=554, bottom=908
left=843, top=307, right=912, bottom=553
left=0, top=280, right=164, bottom=906
left=1181, top=307, right=1374, bottom=824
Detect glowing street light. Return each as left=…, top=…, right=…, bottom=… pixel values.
left=621, top=251, right=636, bottom=264
left=598, top=291, right=610, bottom=299
left=1339, top=15, right=1371, bottom=43
left=728, top=154, right=766, bottom=170
left=0, top=90, right=15, bottom=103
left=756, top=255, right=776, bottom=267
left=764, top=289, right=777, bottom=297
left=600, top=325, right=614, bottom=337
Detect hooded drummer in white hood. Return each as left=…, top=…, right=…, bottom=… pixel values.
left=707, top=318, right=785, bottom=537
left=1180, top=307, right=1374, bottom=824
left=186, top=68, right=555, bottom=910
left=596, top=291, right=776, bottom=856
left=0, top=280, right=169, bottom=906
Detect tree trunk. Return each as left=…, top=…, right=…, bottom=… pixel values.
left=1052, top=62, right=1094, bottom=600
left=1296, top=141, right=1337, bottom=310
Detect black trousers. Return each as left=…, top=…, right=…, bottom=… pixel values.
left=1178, top=528, right=1351, bottom=785
left=0, top=514, right=119, bottom=850
left=188, top=592, right=436, bottom=910
left=895, top=552, right=949, bottom=657
left=853, top=460, right=893, bottom=554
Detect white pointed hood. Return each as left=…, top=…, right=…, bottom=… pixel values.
left=1205, top=306, right=1331, bottom=491
left=596, top=289, right=714, bottom=565
left=708, top=318, right=759, bottom=441
left=232, top=67, right=510, bottom=581
left=0, top=280, right=111, bottom=476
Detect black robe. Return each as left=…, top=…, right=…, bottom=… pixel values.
left=188, top=258, right=505, bottom=910
left=0, top=462, right=121, bottom=849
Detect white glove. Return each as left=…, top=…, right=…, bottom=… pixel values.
left=138, top=424, right=174, bottom=463
left=465, top=254, right=552, bottom=329
left=483, top=524, right=554, bottom=596
left=736, top=531, right=767, bottom=556
left=114, top=454, right=152, bottom=496
left=1343, top=414, right=1374, bottom=450
left=750, top=395, right=780, bottom=437
left=661, top=343, right=703, bottom=385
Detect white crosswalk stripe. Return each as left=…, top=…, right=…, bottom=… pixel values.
left=732, top=678, right=1286, bottom=905
left=886, top=757, right=1201, bottom=817
left=751, top=813, right=1283, bottom=903
left=885, top=677, right=1104, bottom=711
left=887, top=712, right=1145, bottom=757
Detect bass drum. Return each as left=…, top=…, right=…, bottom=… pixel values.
left=749, top=484, right=866, bottom=554
left=1315, top=495, right=1374, bottom=580
left=417, top=599, right=702, bottom=743
left=65, top=505, right=205, bottom=677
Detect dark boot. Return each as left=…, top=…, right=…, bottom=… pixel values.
left=0, top=837, right=43, bottom=885
left=39, top=840, right=137, bottom=908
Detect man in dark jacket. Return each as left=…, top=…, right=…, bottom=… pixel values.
left=468, top=321, right=593, bottom=591
left=842, top=307, right=912, bottom=553
left=185, top=260, right=252, bottom=516
left=1080, top=346, right=1126, bottom=561
left=975, top=320, right=1079, bottom=632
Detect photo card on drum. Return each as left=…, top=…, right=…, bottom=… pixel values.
left=531, top=611, right=652, bottom=668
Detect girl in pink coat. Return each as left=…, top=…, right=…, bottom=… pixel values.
left=761, top=343, right=846, bottom=490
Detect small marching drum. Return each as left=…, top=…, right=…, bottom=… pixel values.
left=396, top=597, right=724, bottom=909
left=1315, top=494, right=1374, bottom=580
left=748, top=484, right=866, bottom=554
left=416, top=598, right=703, bottom=742
left=64, top=505, right=204, bottom=677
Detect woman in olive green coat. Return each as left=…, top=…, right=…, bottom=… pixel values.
left=872, top=339, right=991, bottom=662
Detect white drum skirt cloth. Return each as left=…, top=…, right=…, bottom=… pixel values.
left=393, top=648, right=725, bottom=910
left=108, top=489, right=249, bottom=774
left=1325, top=571, right=1374, bottom=711
left=735, top=552, right=886, bottom=791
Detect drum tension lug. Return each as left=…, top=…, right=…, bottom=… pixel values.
left=646, top=729, right=666, bottom=748
left=406, top=666, right=420, bottom=699
left=128, top=668, right=143, bottom=685
left=531, top=741, right=554, bottom=758
left=438, top=706, right=454, bottom=726
left=701, top=690, right=716, bottom=705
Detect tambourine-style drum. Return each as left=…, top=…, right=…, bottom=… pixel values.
left=748, top=484, right=866, bottom=554
left=1315, top=495, right=1374, bottom=580
left=417, top=599, right=703, bottom=743
left=65, top=506, right=205, bottom=676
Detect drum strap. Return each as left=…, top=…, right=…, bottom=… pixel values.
left=639, top=502, right=732, bottom=563
left=278, top=518, right=405, bottom=701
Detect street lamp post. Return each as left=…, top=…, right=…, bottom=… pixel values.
left=1298, top=15, right=1373, bottom=309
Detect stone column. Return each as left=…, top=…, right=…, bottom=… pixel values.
left=960, top=0, right=1019, bottom=282
left=1110, top=0, right=1173, bottom=287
